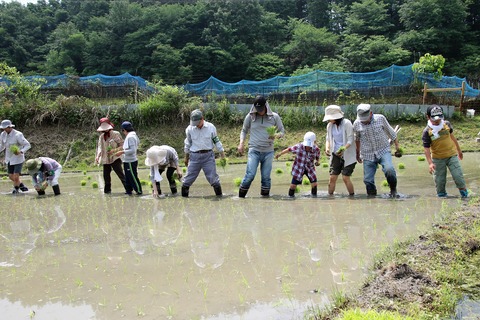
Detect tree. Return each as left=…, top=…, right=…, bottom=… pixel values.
left=412, top=53, right=445, bottom=80
left=283, top=19, right=339, bottom=72
left=343, top=0, right=394, bottom=36
left=245, top=53, right=285, bottom=80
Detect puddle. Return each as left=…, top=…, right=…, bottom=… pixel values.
left=0, top=154, right=478, bottom=319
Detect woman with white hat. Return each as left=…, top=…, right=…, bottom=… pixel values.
left=0, top=119, right=31, bottom=194
left=94, top=117, right=126, bottom=194
left=145, top=145, right=183, bottom=198
left=323, top=105, right=357, bottom=196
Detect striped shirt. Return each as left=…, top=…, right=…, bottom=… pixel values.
left=353, top=114, right=397, bottom=162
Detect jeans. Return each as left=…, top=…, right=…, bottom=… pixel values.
left=240, top=150, right=274, bottom=190
left=362, top=152, right=397, bottom=195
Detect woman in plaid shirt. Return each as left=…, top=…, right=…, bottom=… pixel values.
left=275, top=132, right=320, bottom=197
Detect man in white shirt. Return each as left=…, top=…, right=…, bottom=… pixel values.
left=182, top=109, right=225, bottom=197
left=0, top=119, right=31, bottom=194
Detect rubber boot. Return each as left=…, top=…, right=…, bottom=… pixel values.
left=37, top=190, right=46, bottom=196
left=239, top=187, right=248, bottom=198
left=155, top=182, right=162, bottom=195
left=181, top=186, right=189, bottom=198
left=288, top=188, right=295, bottom=198
left=260, top=188, right=270, bottom=197
left=311, top=186, right=317, bottom=196
left=170, top=183, right=177, bottom=195
left=104, top=183, right=111, bottom=194
left=213, top=185, right=223, bottom=197
left=52, top=185, right=61, bottom=196
left=19, top=183, right=28, bottom=192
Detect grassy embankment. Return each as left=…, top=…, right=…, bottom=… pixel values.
left=310, top=198, right=480, bottom=320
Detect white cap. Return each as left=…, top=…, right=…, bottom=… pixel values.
left=303, top=131, right=316, bottom=147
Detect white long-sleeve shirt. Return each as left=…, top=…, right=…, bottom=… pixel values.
left=0, top=129, right=31, bottom=165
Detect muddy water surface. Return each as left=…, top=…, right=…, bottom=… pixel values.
left=0, top=154, right=479, bottom=320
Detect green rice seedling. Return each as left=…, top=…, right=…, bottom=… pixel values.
left=233, top=177, right=242, bottom=187
left=87, top=176, right=91, bottom=180
left=397, top=146, right=404, bottom=155
left=275, top=168, right=284, bottom=174
left=398, top=163, right=405, bottom=169
left=336, top=146, right=346, bottom=154
left=285, top=161, right=291, bottom=167
left=182, top=167, right=187, bottom=173
left=2, top=176, right=7, bottom=180
left=9, top=145, right=20, bottom=154
left=302, top=177, right=310, bottom=185
left=266, top=126, right=277, bottom=137
left=382, top=180, right=389, bottom=187
left=295, top=185, right=300, bottom=193
left=140, top=179, right=148, bottom=186
left=217, top=158, right=227, bottom=171
left=83, top=170, right=87, bottom=175
left=322, top=163, right=329, bottom=168
left=417, top=156, right=426, bottom=161
left=80, top=180, right=87, bottom=186
left=91, top=181, right=99, bottom=188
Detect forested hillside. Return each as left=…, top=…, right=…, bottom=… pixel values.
left=0, top=0, right=479, bottom=84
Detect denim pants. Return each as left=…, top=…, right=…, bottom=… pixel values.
left=240, top=150, right=274, bottom=191
left=432, top=155, right=466, bottom=194
left=362, top=152, right=397, bottom=195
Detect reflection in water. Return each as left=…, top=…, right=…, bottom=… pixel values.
left=150, top=201, right=183, bottom=247
left=185, top=202, right=230, bottom=269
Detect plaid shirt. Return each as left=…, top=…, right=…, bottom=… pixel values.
left=353, top=114, right=397, bottom=162
left=288, top=143, right=320, bottom=181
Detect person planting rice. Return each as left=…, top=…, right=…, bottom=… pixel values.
left=0, top=119, right=31, bottom=194
left=237, top=95, right=285, bottom=198
left=323, top=105, right=357, bottom=196
left=182, top=109, right=225, bottom=197
left=94, top=117, right=127, bottom=194
left=25, top=157, right=62, bottom=196
left=115, top=121, right=142, bottom=195
left=145, top=145, right=183, bottom=198
left=275, top=131, right=320, bottom=197
left=422, top=105, right=468, bottom=198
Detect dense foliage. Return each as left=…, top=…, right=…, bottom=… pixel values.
left=0, top=0, right=479, bottom=84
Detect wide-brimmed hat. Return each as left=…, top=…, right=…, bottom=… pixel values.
left=0, top=119, right=15, bottom=129
left=356, top=103, right=372, bottom=121
left=303, top=131, right=316, bottom=147
left=427, top=105, right=444, bottom=120
left=97, top=122, right=113, bottom=132
left=253, top=95, right=267, bottom=113
left=145, top=146, right=167, bottom=166
left=25, top=158, right=42, bottom=175
left=190, top=109, right=203, bottom=126
left=323, top=105, right=344, bottom=121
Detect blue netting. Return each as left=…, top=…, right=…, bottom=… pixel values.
left=183, top=64, right=480, bottom=98
left=18, top=72, right=150, bottom=90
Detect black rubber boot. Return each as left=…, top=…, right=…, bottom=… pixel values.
left=37, top=190, right=46, bottom=196
left=181, top=186, right=189, bottom=198
left=260, top=188, right=270, bottom=197
left=19, top=183, right=28, bottom=192
left=239, top=187, right=248, bottom=198
left=52, top=185, right=61, bottom=196
left=104, top=183, right=111, bottom=194
left=288, top=188, right=295, bottom=197
left=213, top=185, right=223, bottom=197
left=155, top=182, right=162, bottom=195
left=311, top=186, right=317, bottom=196
left=170, top=183, right=177, bottom=195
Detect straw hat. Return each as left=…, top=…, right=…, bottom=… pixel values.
left=145, top=146, right=167, bottom=166
left=97, top=122, right=113, bottom=132
left=322, top=105, right=344, bottom=121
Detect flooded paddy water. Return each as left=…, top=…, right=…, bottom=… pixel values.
left=0, top=154, right=479, bottom=320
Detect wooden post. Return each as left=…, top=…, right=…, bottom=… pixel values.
left=423, top=82, right=428, bottom=105
left=460, top=81, right=465, bottom=112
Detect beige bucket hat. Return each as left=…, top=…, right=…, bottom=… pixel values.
left=145, top=146, right=167, bottom=166
left=323, top=105, right=344, bottom=121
